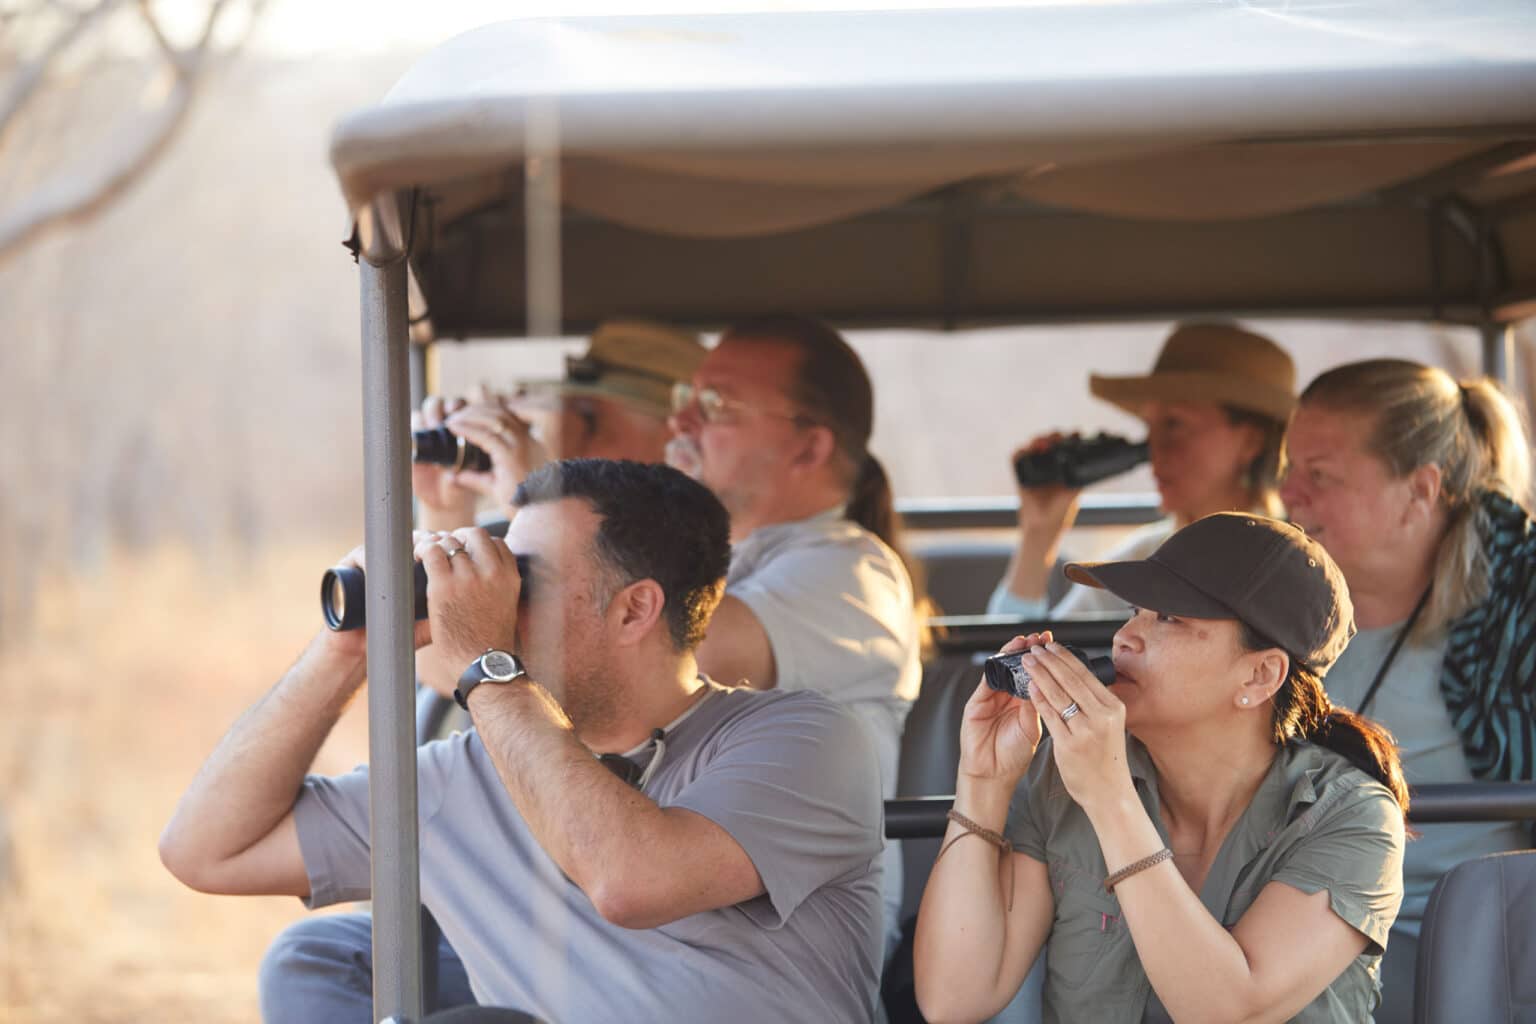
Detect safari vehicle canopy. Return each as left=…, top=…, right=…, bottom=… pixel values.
left=326, top=4, right=1536, bottom=1019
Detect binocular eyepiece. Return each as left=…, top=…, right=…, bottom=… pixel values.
left=413, top=426, right=491, bottom=473
left=983, top=643, right=1116, bottom=700
left=1013, top=433, right=1149, bottom=489
left=321, top=554, right=530, bottom=632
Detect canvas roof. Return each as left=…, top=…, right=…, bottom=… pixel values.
left=329, top=2, right=1536, bottom=338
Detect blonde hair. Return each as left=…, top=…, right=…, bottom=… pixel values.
left=1299, top=359, right=1533, bottom=638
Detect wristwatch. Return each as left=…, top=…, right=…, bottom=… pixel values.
left=454, top=649, right=526, bottom=710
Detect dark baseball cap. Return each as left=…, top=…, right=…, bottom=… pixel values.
left=1064, top=512, right=1355, bottom=674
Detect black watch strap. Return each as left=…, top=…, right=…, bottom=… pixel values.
left=454, top=649, right=525, bottom=710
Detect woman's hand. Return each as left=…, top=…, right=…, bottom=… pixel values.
left=958, top=632, right=1048, bottom=785
left=1013, top=432, right=1084, bottom=536
left=1022, top=642, right=1134, bottom=815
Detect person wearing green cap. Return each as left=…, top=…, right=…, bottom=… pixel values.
left=914, top=512, right=1408, bottom=1023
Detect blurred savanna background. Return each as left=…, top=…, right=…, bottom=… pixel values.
left=2, top=1, right=1533, bottom=1020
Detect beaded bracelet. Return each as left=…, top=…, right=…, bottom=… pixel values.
left=1104, top=847, right=1174, bottom=893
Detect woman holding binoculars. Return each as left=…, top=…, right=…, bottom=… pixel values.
left=990, top=322, right=1295, bottom=617
left=916, top=512, right=1407, bottom=1024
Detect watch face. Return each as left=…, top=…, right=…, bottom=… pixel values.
left=480, top=650, right=521, bottom=681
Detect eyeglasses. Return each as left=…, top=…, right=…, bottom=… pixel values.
left=671, top=381, right=819, bottom=428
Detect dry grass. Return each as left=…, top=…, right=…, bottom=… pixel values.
left=0, top=543, right=371, bottom=1023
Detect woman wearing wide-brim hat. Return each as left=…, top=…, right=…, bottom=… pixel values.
left=990, top=322, right=1297, bottom=617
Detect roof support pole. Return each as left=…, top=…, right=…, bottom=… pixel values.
left=1481, top=321, right=1512, bottom=383
left=410, top=343, right=428, bottom=409
left=358, top=196, right=423, bottom=1024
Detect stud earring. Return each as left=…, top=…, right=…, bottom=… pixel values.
left=1240, top=696, right=1250, bottom=706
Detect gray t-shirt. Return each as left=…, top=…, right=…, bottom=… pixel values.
left=1326, top=625, right=1530, bottom=938
left=727, top=507, right=921, bottom=940
left=292, top=683, right=885, bottom=1024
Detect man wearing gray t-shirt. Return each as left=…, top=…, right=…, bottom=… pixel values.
left=160, top=460, right=885, bottom=1023
left=666, top=315, right=923, bottom=953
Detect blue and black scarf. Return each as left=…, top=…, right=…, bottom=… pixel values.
left=1441, top=490, right=1536, bottom=782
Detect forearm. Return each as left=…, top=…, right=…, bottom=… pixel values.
left=419, top=498, right=478, bottom=532
left=469, top=683, right=689, bottom=923
left=1086, top=797, right=1267, bottom=1024
left=1001, top=527, right=1063, bottom=603
left=159, top=635, right=365, bottom=882
left=913, top=777, right=1040, bottom=1023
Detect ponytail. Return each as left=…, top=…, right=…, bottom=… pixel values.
left=1241, top=622, right=1410, bottom=816
left=850, top=453, right=940, bottom=652
left=848, top=453, right=898, bottom=552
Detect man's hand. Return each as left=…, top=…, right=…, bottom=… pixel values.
left=416, top=528, right=522, bottom=674
left=413, top=395, right=478, bottom=530
left=316, top=537, right=435, bottom=660
left=444, top=390, right=552, bottom=508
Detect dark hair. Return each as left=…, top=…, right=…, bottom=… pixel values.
left=1239, top=622, right=1410, bottom=815
left=1221, top=405, right=1287, bottom=519
left=513, top=459, right=731, bottom=651
left=724, top=315, right=941, bottom=639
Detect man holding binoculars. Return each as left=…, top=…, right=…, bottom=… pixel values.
left=160, top=460, right=887, bottom=1023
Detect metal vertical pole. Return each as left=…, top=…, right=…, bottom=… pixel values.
left=359, top=196, right=423, bottom=1024
left=409, top=343, right=428, bottom=409
left=1481, top=321, right=1512, bottom=383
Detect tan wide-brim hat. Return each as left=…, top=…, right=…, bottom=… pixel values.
left=1089, top=322, right=1296, bottom=423
left=515, top=318, right=706, bottom=418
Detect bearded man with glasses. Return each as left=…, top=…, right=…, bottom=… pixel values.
left=667, top=314, right=925, bottom=959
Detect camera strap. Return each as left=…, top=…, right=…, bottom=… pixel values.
left=1355, top=583, right=1432, bottom=718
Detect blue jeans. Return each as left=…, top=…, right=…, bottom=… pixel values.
left=258, top=910, right=475, bottom=1023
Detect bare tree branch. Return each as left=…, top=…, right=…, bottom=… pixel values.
left=0, top=0, right=255, bottom=265
left=0, top=0, right=123, bottom=147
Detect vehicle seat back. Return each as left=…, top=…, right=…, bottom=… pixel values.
left=1415, top=849, right=1536, bottom=1023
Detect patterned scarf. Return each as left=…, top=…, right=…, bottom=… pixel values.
left=1440, top=490, right=1536, bottom=781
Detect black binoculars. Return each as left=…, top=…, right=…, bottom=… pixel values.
left=1013, top=433, right=1149, bottom=489
left=983, top=643, right=1116, bottom=700
left=321, top=553, right=530, bottom=632
left=413, top=426, right=491, bottom=473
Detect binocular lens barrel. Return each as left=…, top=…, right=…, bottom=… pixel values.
left=412, top=426, right=492, bottom=474
left=320, top=554, right=530, bottom=631
left=983, top=643, right=1116, bottom=700
left=321, top=563, right=429, bottom=632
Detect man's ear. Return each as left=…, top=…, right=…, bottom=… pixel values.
left=608, top=578, right=667, bottom=646
left=1238, top=649, right=1288, bottom=709
left=790, top=423, right=838, bottom=472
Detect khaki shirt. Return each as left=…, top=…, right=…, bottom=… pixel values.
left=1005, top=739, right=1405, bottom=1023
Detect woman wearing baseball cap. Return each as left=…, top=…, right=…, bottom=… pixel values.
left=915, top=513, right=1408, bottom=1023
left=990, top=322, right=1296, bottom=617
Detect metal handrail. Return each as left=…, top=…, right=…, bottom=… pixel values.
left=885, top=783, right=1536, bottom=839
left=898, top=493, right=1162, bottom=532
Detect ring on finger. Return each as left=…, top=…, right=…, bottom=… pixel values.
left=1060, top=702, right=1081, bottom=722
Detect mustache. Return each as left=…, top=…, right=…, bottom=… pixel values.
left=665, top=435, right=703, bottom=477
